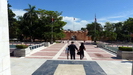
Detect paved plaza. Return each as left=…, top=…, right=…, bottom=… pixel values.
left=11, top=41, right=132, bottom=75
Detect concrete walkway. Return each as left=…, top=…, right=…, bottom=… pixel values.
left=10, top=41, right=132, bottom=75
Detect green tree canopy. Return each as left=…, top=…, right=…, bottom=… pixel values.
left=8, top=3, right=19, bottom=39
left=16, top=4, right=67, bottom=42
left=22, top=4, right=38, bottom=41
left=86, top=22, right=103, bottom=43
left=36, top=9, right=66, bottom=41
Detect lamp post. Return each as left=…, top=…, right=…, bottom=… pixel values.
left=51, top=22, right=53, bottom=44
left=51, top=17, right=54, bottom=44
left=94, top=14, right=97, bottom=44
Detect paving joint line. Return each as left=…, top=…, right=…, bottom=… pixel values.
left=76, top=41, right=92, bottom=60
left=52, top=43, right=68, bottom=59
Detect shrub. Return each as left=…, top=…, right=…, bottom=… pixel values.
left=56, top=41, right=61, bottom=43
left=16, top=45, right=28, bottom=49
left=55, top=41, right=61, bottom=43
left=118, top=47, right=133, bottom=51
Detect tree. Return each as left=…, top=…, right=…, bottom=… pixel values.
left=22, top=4, right=38, bottom=41
left=16, top=16, right=25, bottom=41
left=86, top=22, right=103, bottom=43
left=36, top=9, right=66, bottom=42
left=8, top=3, right=18, bottom=39
left=104, top=22, right=115, bottom=32
left=81, top=28, right=86, bottom=31
left=103, top=22, right=117, bottom=41
left=124, top=18, right=133, bottom=33
left=123, top=18, right=133, bottom=42
left=114, top=22, right=123, bottom=41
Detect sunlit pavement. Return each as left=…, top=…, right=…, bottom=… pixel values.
left=11, top=41, right=132, bottom=75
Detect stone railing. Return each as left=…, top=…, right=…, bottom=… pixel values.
left=13, top=42, right=50, bottom=57
left=97, top=42, right=105, bottom=48
left=97, top=41, right=133, bottom=54
left=97, top=42, right=117, bottom=53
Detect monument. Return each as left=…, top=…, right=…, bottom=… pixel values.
left=0, top=0, right=11, bottom=75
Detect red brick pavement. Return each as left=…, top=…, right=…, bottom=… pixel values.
left=25, top=41, right=122, bottom=61
left=26, top=43, right=66, bottom=59
left=85, top=44, right=121, bottom=61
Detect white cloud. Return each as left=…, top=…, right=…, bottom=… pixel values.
left=11, top=8, right=26, bottom=17
left=63, top=10, right=133, bottom=30
left=96, top=11, right=133, bottom=26
left=11, top=8, right=89, bottom=31
left=98, top=10, right=133, bottom=23
left=45, top=14, right=129, bottom=30
left=98, top=16, right=125, bottom=22
left=11, top=8, right=133, bottom=31
left=62, top=16, right=89, bottom=31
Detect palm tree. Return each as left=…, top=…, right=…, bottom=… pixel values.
left=23, top=4, right=38, bottom=42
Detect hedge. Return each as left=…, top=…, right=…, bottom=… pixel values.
left=16, top=45, right=28, bottom=49
left=118, top=47, right=133, bottom=51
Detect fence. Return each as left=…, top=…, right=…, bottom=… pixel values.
left=97, top=41, right=133, bottom=53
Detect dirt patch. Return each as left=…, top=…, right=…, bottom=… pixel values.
left=95, top=53, right=104, bottom=57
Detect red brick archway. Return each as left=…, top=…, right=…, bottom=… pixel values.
left=62, top=30, right=91, bottom=41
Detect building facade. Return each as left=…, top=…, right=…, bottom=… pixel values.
left=62, top=30, right=91, bottom=41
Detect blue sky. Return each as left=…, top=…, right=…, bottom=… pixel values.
left=8, top=0, right=133, bottom=31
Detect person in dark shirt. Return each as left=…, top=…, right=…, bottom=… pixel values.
left=68, top=41, right=78, bottom=60
left=79, top=43, right=86, bottom=60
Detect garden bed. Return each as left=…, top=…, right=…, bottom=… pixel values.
left=117, top=47, right=133, bottom=59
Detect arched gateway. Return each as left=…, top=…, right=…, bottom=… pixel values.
left=62, top=30, right=91, bottom=41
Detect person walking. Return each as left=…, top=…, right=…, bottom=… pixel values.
left=68, top=41, right=78, bottom=60
left=67, top=39, right=69, bottom=43
left=79, top=43, right=86, bottom=60
left=65, top=46, right=69, bottom=59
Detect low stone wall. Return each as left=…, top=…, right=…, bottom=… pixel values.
left=44, top=42, right=50, bottom=47
left=14, top=48, right=30, bottom=57
left=97, top=42, right=105, bottom=48
left=13, top=42, right=49, bottom=57
left=117, top=50, right=133, bottom=59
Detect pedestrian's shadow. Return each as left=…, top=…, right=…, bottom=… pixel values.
left=111, top=57, right=121, bottom=60
left=121, top=60, right=132, bottom=63
left=84, top=42, right=94, bottom=45
left=112, top=57, right=133, bottom=63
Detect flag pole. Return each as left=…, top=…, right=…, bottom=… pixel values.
left=73, top=17, right=75, bottom=31
left=95, top=14, right=96, bottom=33
left=94, top=14, right=97, bottom=44
left=73, top=17, right=75, bottom=40
left=51, top=17, right=54, bottom=44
